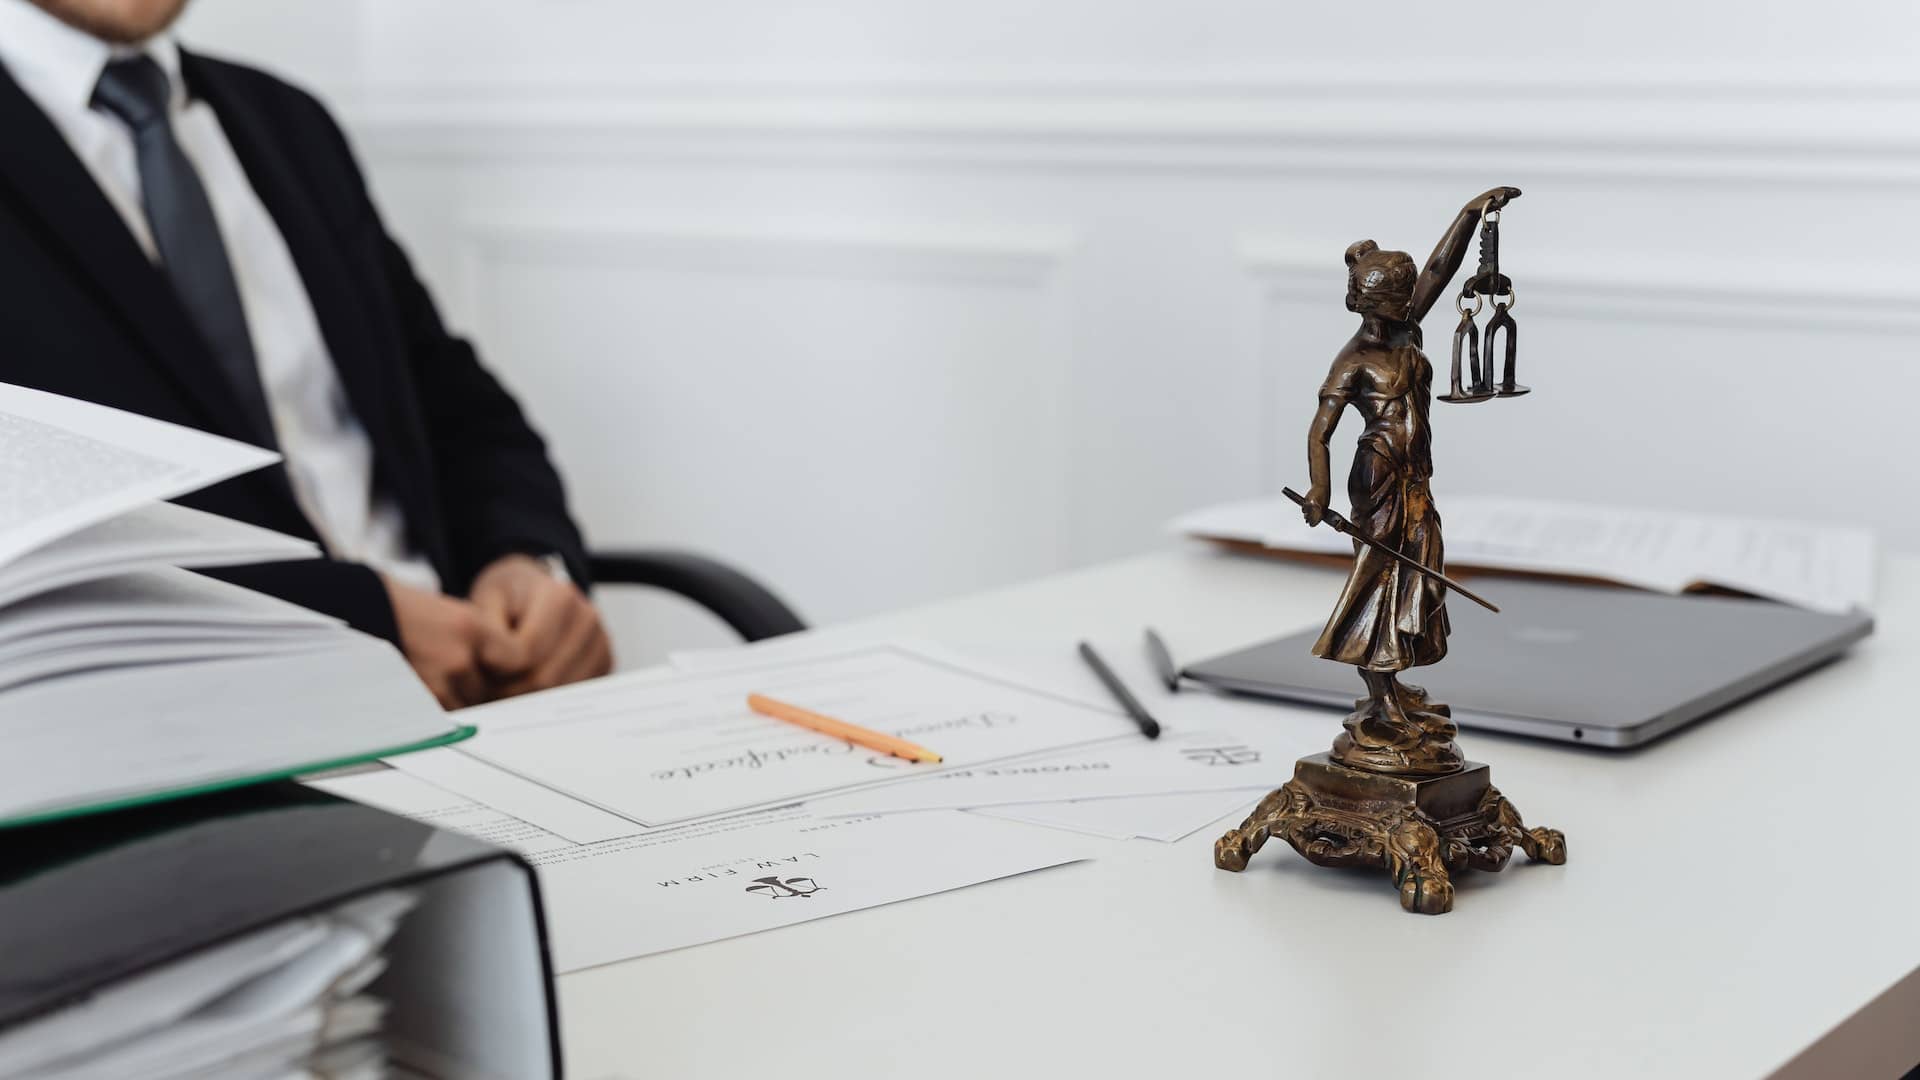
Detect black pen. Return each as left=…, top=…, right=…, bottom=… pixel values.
left=1077, top=641, right=1163, bottom=739
left=1143, top=627, right=1182, bottom=693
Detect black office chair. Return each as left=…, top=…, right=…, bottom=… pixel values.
left=585, top=549, right=806, bottom=642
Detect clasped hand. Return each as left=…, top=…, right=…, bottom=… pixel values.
left=384, top=554, right=613, bottom=709
left=1300, top=483, right=1332, bottom=527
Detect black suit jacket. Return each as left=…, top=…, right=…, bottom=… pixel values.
left=0, top=49, right=588, bottom=644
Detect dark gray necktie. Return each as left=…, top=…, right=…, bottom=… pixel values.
left=92, top=54, right=275, bottom=446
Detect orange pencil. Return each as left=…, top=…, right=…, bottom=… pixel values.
left=746, top=693, right=944, bottom=764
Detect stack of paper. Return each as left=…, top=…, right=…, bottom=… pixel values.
left=0, top=568, right=343, bottom=695
left=666, top=640, right=1277, bottom=842
left=1172, top=493, right=1877, bottom=614
left=315, top=639, right=1292, bottom=972
left=314, top=764, right=1099, bottom=974
left=314, top=642, right=1146, bottom=971
left=449, top=642, right=1142, bottom=827
left=0, top=890, right=414, bottom=1080
left=0, top=383, right=325, bottom=678
left=0, top=383, right=463, bottom=827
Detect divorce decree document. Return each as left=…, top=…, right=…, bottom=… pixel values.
left=453, top=643, right=1133, bottom=827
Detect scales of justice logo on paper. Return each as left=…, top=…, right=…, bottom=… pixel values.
left=746, top=876, right=826, bottom=900
left=1212, top=187, right=1568, bottom=915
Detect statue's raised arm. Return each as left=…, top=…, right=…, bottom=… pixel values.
left=1408, top=187, right=1521, bottom=323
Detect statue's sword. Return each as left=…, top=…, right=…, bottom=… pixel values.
left=1282, top=487, right=1500, bottom=614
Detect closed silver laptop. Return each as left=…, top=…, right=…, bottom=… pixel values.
left=1179, top=579, right=1873, bottom=748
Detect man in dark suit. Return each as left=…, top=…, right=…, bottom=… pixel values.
left=0, top=0, right=612, bottom=707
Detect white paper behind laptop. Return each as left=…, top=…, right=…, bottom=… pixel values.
left=1172, top=493, right=1876, bottom=615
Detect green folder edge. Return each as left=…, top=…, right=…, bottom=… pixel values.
left=0, top=723, right=478, bottom=831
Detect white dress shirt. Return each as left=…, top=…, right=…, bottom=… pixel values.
left=0, top=1, right=440, bottom=591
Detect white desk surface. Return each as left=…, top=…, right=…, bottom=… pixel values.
left=559, top=549, right=1919, bottom=1080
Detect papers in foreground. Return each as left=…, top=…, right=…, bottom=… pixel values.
left=450, top=642, right=1140, bottom=827
left=0, top=382, right=279, bottom=569
left=1172, top=493, right=1876, bottom=615
left=314, top=768, right=1092, bottom=974
left=0, top=382, right=459, bottom=827
left=311, top=639, right=1293, bottom=970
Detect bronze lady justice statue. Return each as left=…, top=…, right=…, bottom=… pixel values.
left=1213, top=187, right=1566, bottom=914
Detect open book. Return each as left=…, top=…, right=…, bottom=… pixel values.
left=1172, top=494, right=1877, bottom=616
left=0, top=383, right=468, bottom=828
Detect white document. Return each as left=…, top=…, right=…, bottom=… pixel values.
left=1172, top=493, right=1877, bottom=614
left=454, top=642, right=1133, bottom=827
left=385, top=746, right=645, bottom=845
left=803, top=726, right=1303, bottom=817
left=313, top=769, right=1094, bottom=973
left=0, top=502, right=316, bottom=609
left=389, top=698, right=1263, bottom=850
left=1427, top=495, right=1877, bottom=614
left=0, top=382, right=277, bottom=570
left=973, top=788, right=1264, bottom=843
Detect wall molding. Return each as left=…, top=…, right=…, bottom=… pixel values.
left=449, top=218, right=1075, bottom=329
left=1238, top=238, right=1920, bottom=334
left=342, top=64, right=1920, bottom=98
left=457, top=217, right=1072, bottom=287
left=342, top=72, right=1920, bottom=186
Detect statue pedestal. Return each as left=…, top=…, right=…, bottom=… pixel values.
left=1213, top=752, right=1565, bottom=914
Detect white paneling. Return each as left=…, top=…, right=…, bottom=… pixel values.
left=456, top=219, right=1075, bottom=625
left=1241, top=238, right=1920, bottom=549
left=1248, top=287, right=1908, bottom=550
left=174, top=0, right=1920, bottom=638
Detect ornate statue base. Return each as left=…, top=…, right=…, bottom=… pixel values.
left=1213, top=752, right=1566, bottom=915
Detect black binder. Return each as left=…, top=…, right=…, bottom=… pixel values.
left=0, top=781, right=562, bottom=1078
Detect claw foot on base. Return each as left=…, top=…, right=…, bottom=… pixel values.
left=1213, top=780, right=1306, bottom=873
left=1387, top=817, right=1454, bottom=915
left=1213, top=753, right=1564, bottom=914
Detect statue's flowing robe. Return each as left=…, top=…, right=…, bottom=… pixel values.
left=1312, top=344, right=1450, bottom=672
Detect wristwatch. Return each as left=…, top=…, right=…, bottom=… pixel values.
left=537, top=553, right=572, bottom=585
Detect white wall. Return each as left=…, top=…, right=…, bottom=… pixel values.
left=179, top=1, right=1920, bottom=655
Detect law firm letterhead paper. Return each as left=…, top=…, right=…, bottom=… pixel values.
left=313, top=769, right=1094, bottom=973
